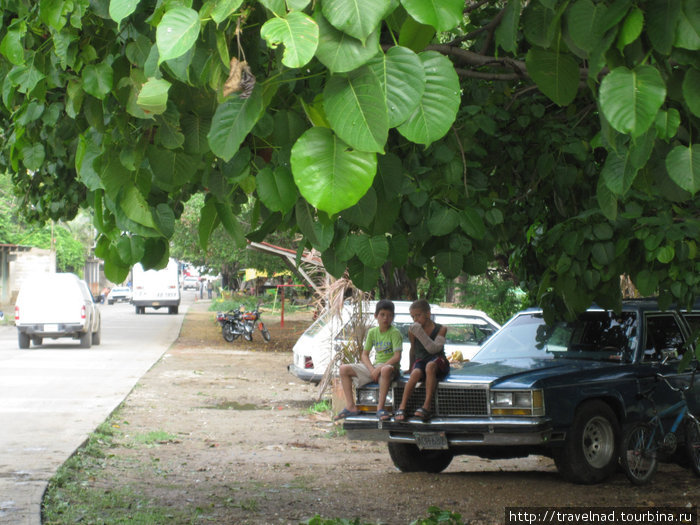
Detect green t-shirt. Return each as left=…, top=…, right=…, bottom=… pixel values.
left=364, top=325, right=402, bottom=365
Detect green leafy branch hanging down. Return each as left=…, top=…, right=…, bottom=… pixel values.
left=0, top=0, right=698, bottom=323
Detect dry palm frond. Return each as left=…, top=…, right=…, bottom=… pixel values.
left=316, top=277, right=373, bottom=399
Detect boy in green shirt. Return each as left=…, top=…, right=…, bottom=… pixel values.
left=334, top=299, right=403, bottom=422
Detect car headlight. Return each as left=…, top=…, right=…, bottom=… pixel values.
left=356, top=388, right=394, bottom=410
left=490, top=389, right=544, bottom=416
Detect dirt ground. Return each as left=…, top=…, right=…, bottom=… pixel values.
left=79, top=301, right=699, bottom=524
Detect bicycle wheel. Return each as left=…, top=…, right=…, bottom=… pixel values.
left=684, top=417, right=700, bottom=476
left=620, top=423, right=658, bottom=485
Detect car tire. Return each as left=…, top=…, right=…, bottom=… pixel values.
left=79, top=331, right=92, bottom=349
left=387, top=442, right=453, bottom=473
left=619, top=422, right=658, bottom=485
left=92, top=326, right=101, bottom=345
left=108, top=300, right=114, bottom=305
left=32, top=336, right=43, bottom=346
left=169, top=306, right=178, bottom=314
left=553, top=400, right=619, bottom=484
left=684, top=418, right=700, bottom=476
left=18, top=332, right=30, bottom=349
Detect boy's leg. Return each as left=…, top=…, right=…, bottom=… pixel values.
left=337, top=364, right=359, bottom=412
left=376, top=366, right=396, bottom=412
left=396, top=368, right=424, bottom=417
left=422, top=361, right=438, bottom=411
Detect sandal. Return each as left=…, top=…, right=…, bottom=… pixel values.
left=394, top=409, right=407, bottom=422
left=414, top=407, right=433, bottom=421
left=377, top=409, right=392, bottom=421
left=334, top=407, right=360, bottom=421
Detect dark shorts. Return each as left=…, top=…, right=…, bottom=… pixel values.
left=411, top=355, right=450, bottom=380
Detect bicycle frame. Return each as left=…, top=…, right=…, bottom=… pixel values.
left=643, top=399, right=689, bottom=451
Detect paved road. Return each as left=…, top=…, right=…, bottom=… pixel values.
left=0, top=292, right=197, bottom=524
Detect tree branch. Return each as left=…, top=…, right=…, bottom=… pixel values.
left=455, top=68, right=522, bottom=80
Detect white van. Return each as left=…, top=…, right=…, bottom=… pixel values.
left=132, top=258, right=181, bottom=314
left=14, top=272, right=102, bottom=349
left=288, top=301, right=500, bottom=383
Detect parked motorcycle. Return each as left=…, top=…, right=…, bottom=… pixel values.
left=216, top=310, right=245, bottom=342
left=241, top=305, right=271, bottom=342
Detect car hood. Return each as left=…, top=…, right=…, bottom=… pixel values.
left=440, top=357, right=624, bottom=389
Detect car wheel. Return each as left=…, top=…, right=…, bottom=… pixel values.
left=619, top=423, right=658, bottom=485
left=169, top=306, right=178, bottom=314
left=387, top=442, right=453, bottom=473
left=553, top=400, right=619, bottom=484
left=31, top=336, right=43, bottom=346
left=79, top=331, right=92, bottom=348
left=108, top=300, right=114, bottom=305
left=18, top=332, right=30, bottom=349
left=684, top=418, right=700, bottom=476
left=92, top=326, right=101, bottom=345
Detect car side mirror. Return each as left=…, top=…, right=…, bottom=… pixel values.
left=660, top=348, right=678, bottom=364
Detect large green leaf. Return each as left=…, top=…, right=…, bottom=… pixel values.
left=207, top=88, right=263, bottom=162
left=396, top=51, right=460, bottom=146
left=683, top=68, right=700, bottom=117
left=214, top=201, right=246, bottom=247
left=314, top=10, right=381, bottom=73
left=324, top=67, right=388, bottom=153
left=599, top=66, right=667, bottom=137
left=654, top=108, right=681, bottom=140
left=601, top=149, right=638, bottom=195
left=647, top=0, right=682, bottom=54
left=435, top=251, right=463, bottom=279
left=617, top=8, right=643, bottom=51
left=210, top=0, right=244, bottom=24
left=401, top=0, right=463, bottom=32
left=198, top=196, right=218, bottom=251
left=348, top=256, right=380, bottom=290
left=666, top=144, right=700, bottom=195
left=522, top=1, right=555, bottom=48
left=260, top=12, right=319, bottom=68
left=290, top=127, right=377, bottom=215
left=675, top=0, right=700, bottom=50
left=22, top=144, right=45, bottom=171
left=367, top=46, right=424, bottom=127
left=136, top=77, right=171, bottom=115
left=460, top=208, right=486, bottom=240
left=109, top=0, right=141, bottom=25
left=256, top=166, right=298, bottom=213
left=147, top=148, right=199, bottom=192
left=322, top=0, right=392, bottom=43
left=398, top=16, right=436, bottom=52
left=0, top=27, right=25, bottom=66
left=566, top=0, right=608, bottom=53
left=156, top=7, right=201, bottom=63
left=121, top=186, right=155, bottom=228
left=352, top=234, right=389, bottom=267
left=81, top=63, right=113, bottom=100
left=495, top=0, right=522, bottom=54
left=427, top=202, right=459, bottom=236
left=525, top=47, right=579, bottom=106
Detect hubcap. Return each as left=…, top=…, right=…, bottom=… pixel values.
left=582, top=415, right=615, bottom=468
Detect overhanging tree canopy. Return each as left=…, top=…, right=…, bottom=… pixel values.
left=0, top=0, right=699, bottom=320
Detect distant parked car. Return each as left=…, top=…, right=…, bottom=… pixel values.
left=14, top=272, right=102, bottom=349
left=183, top=277, right=199, bottom=290
left=108, top=286, right=132, bottom=304
left=288, top=301, right=500, bottom=383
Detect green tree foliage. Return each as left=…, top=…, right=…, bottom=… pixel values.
left=0, top=0, right=699, bottom=319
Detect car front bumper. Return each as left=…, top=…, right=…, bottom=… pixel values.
left=342, top=414, right=555, bottom=446
left=287, top=363, right=323, bottom=383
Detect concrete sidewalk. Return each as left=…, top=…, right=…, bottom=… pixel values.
left=0, top=301, right=193, bottom=524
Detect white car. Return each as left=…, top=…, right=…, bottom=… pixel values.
left=14, top=272, right=102, bottom=349
left=108, top=286, right=132, bottom=304
left=182, top=276, right=199, bottom=290
left=288, top=301, right=500, bottom=383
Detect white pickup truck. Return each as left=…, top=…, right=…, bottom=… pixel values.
left=14, top=272, right=102, bottom=349
left=131, top=258, right=181, bottom=314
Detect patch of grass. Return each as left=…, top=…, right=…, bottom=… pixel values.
left=324, top=426, right=347, bottom=438
left=304, top=399, right=331, bottom=415
left=302, top=516, right=380, bottom=525
left=206, top=400, right=260, bottom=410
left=43, top=418, right=207, bottom=525
left=409, top=507, right=465, bottom=524
left=131, top=430, right=179, bottom=446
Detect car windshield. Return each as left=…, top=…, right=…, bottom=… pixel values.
left=473, top=311, right=638, bottom=362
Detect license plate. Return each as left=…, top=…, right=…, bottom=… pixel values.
left=44, top=324, right=58, bottom=332
left=414, top=432, right=448, bottom=450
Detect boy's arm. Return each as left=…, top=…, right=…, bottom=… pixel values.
left=409, top=323, right=447, bottom=354
left=408, top=332, right=416, bottom=368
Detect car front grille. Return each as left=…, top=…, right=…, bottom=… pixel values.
left=392, top=383, right=488, bottom=416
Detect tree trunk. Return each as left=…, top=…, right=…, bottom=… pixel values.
left=378, top=264, right=417, bottom=300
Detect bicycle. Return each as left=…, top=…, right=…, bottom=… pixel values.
left=619, top=360, right=700, bottom=484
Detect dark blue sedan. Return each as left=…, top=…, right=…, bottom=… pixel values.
left=342, top=300, right=700, bottom=484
